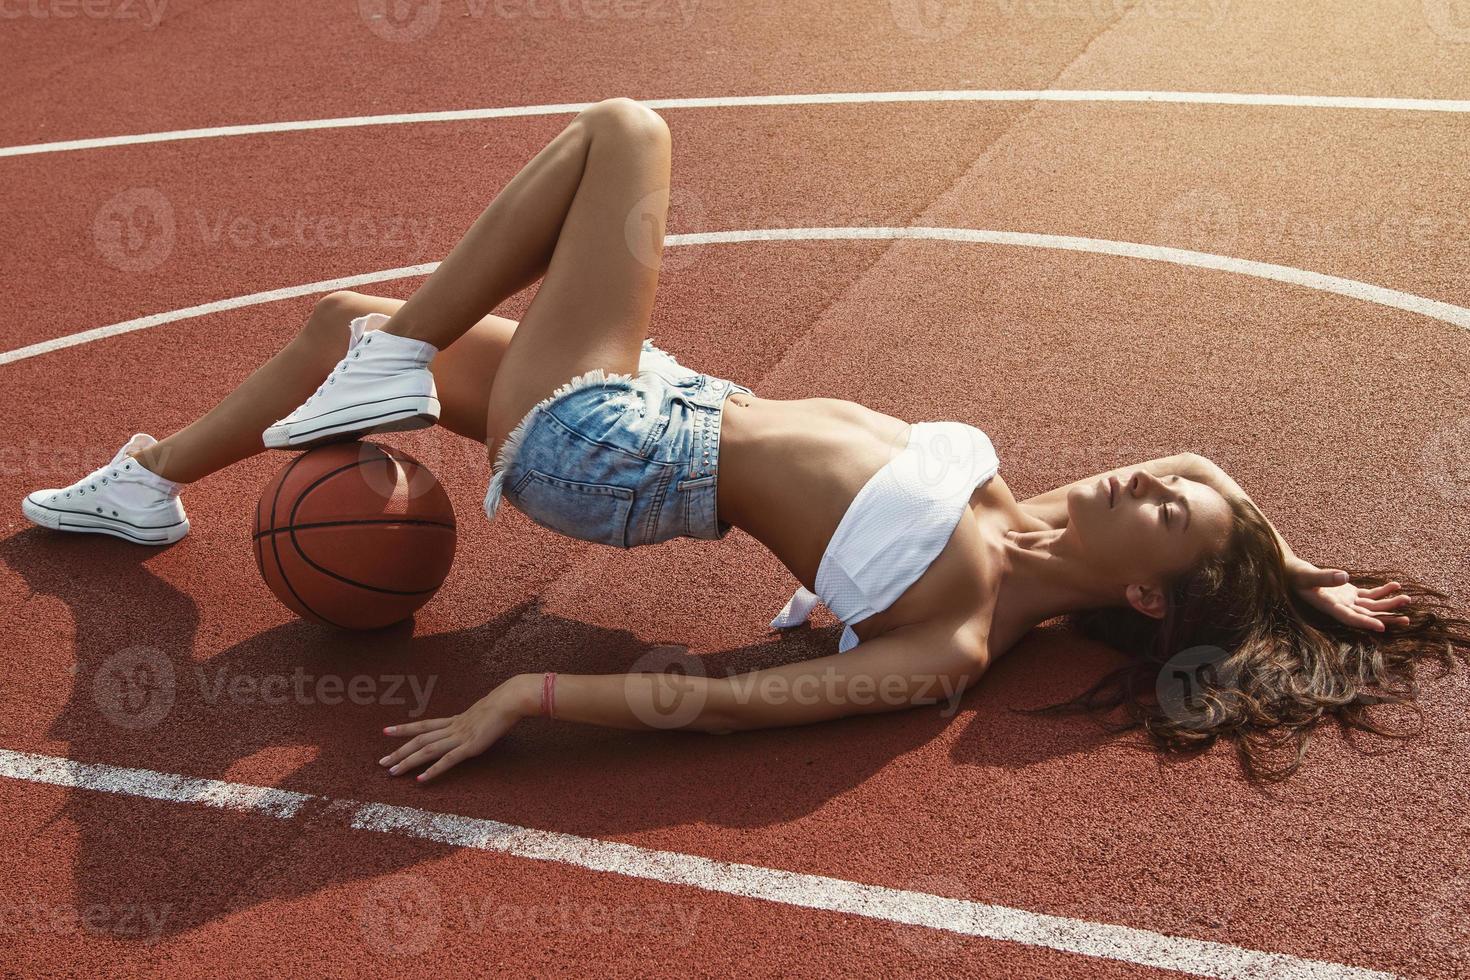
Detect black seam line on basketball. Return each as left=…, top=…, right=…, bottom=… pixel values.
left=253, top=481, right=266, bottom=583
left=58, top=521, right=168, bottom=543
left=277, top=394, right=432, bottom=430
left=288, top=451, right=443, bottom=597
left=271, top=451, right=349, bottom=630
left=27, top=499, right=184, bottom=530
left=251, top=517, right=454, bottom=540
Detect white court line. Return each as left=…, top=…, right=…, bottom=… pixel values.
left=0, top=747, right=1395, bottom=980
left=3, top=227, right=1466, bottom=367
left=2, top=89, right=1468, bottom=158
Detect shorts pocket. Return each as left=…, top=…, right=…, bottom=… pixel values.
left=676, top=473, right=717, bottom=538
left=512, top=469, right=636, bottom=549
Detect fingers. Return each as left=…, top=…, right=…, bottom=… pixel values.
left=386, top=736, right=461, bottom=776
left=384, top=717, right=453, bottom=738
left=1304, top=567, right=1350, bottom=586
left=417, top=745, right=473, bottom=782
left=380, top=728, right=455, bottom=769
left=1360, top=581, right=1402, bottom=599
left=1359, top=594, right=1412, bottom=612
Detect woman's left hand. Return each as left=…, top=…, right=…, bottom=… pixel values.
left=1287, top=560, right=1413, bottom=633
left=379, top=676, right=534, bottom=782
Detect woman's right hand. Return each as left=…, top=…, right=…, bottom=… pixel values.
left=1292, top=573, right=1414, bottom=633
left=378, top=675, right=538, bottom=782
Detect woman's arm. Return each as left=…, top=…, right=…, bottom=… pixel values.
left=1172, top=452, right=1304, bottom=566
left=379, top=615, right=989, bottom=780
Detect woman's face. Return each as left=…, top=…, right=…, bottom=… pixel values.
left=1066, top=469, right=1234, bottom=585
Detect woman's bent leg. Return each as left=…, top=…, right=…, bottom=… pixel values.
left=135, top=292, right=518, bottom=484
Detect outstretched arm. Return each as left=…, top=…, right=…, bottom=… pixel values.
left=379, top=615, right=988, bottom=781
left=1180, top=453, right=1413, bottom=632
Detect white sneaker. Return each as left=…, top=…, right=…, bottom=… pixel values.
left=262, top=326, right=440, bottom=449
left=21, top=434, right=189, bottom=545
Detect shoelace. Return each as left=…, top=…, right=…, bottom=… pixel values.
left=303, top=335, right=372, bottom=406
left=60, top=459, right=136, bottom=499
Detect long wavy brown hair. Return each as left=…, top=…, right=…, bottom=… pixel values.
left=1023, top=495, right=1470, bottom=781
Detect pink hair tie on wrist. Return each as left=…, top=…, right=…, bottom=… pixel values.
left=540, top=672, right=557, bottom=719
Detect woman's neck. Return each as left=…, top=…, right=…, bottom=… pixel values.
left=988, top=522, right=1124, bottom=646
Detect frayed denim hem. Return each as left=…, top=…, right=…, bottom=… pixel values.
left=483, top=367, right=636, bottom=521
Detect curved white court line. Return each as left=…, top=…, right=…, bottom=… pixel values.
left=0, top=748, right=1397, bottom=980
left=3, top=89, right=1469, bottom=159
left=4, top=227, right=1466, bottom=368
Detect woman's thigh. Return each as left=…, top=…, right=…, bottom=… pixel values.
left=484, top=99, right=673, bottom=465
left=327, top=291, right=517, bottom=445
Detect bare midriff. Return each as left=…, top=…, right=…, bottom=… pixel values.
left=715, top=391, right=1001, bottom=645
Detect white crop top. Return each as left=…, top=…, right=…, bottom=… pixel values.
left=768, top=421, right=1000, bottom=652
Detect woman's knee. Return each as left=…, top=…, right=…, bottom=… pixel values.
left=300, top=290, right=365, bottom=344
left=576, top=97, right=669, bottom=145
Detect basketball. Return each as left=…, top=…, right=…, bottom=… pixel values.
left=253, top=441, right=457, bottom=629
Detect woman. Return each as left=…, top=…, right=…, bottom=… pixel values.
left=24, top=99, right=1468, bottom=783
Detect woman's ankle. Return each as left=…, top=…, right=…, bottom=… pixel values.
left=129, top=447, right=185, bottom=486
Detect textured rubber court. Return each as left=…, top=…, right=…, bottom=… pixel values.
left=2, top=1, right=1468, bottom=977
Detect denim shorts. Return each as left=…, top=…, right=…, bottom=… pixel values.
left=483, top=339, right=754, bottom=549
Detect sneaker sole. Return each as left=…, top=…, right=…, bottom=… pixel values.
left=263, top=396, right=441, bottom=450
left=21, top=496, right=190, bottom=545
